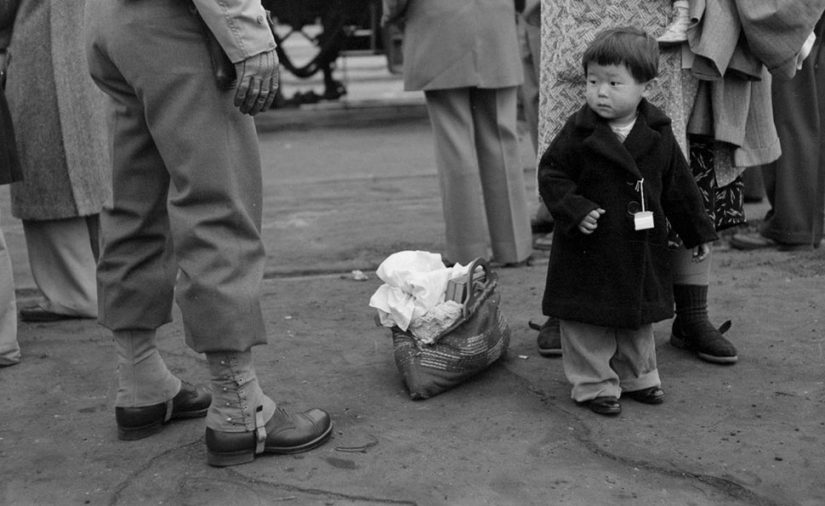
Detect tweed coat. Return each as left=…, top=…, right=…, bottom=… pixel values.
left=382, top=0, right=522, bottom=91
left=539, top=101, right=718, bottom=330
left=1, top=0, right=110, bottom=220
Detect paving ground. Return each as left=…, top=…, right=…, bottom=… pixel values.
left=1, top=53, right=823, bottom=506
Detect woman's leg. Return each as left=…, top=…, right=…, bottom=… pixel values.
left=670, top=246, right=738, bottom=364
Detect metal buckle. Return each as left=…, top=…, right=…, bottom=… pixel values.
left=255, top=406, right=267, bottom=454
left=164, top=399, right=174, bottom=423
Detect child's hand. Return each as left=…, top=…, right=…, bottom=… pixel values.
left=578, top=208, right=605, bottom=235
left=692, top=242, right=712, bottom=262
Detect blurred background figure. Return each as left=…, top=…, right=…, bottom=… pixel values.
left=517, top=0, right=555, bottom=251
left=730, top=18, right=825, bottom=252
left=516, top=0, right=561, bottom=356
left=1, top=0, right=110, bottom=324
left=382, top=0, right=534, bottom=267
left=518, top=0, right=540, bottom=161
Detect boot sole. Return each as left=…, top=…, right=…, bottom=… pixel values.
left=207, top=424, right=334, bottom=467
left=117, top=407, right=209, bottom=441
left=118, top=421, right=164, bottom=441
left=538, top=348, right=562, bottom=357
left=670, top=334, right=738, bottom=365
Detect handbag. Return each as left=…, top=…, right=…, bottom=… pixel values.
left=390, top=258, right=511, bottom=400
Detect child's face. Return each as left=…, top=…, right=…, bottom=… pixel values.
left=585, top=62, right=653, bottom=128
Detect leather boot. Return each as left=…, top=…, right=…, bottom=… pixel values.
left=535, top=316, right=562, bottom=357
left=113, top=329, right=211, bottom=440
left=670, top=284, right=738, bottom=364
left=116, top=381, right=212, bottom=440
left=204, top=351, right=333, bottom=467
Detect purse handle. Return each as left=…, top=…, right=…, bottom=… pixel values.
left=459, top=257, right=493, bottom=319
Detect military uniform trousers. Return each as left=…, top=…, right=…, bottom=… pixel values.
left=85, top=0, right=267, bottom=353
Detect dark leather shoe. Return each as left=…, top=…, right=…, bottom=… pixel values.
left=497, top=255, right=534, bottom=268
left=728, top=232, right=818, bottom=252
left=530, top=317, right=562, bottom=357
left=581, top=396, right=621, bottom=416
left=206, top=407, right=333, bottom=467
left=670, top=318, right=738, bottom=365
left=623, top=386, right=665, bottom=404
left=19, top=306, right=93, bottom=323
left=116, top=381, right=212, bottom=441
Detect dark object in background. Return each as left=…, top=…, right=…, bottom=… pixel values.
left=0, top=89, right=22, bottom=185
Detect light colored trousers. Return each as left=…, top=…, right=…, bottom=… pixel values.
left=560, top=319, right=661, bottom=402
left=424, top=86, right=533, bottom=265
left=85, top=0, right=268, bottom=353
left=0, top=213, right=20, bottom=366
left=22, top=217, right=97, bottom=317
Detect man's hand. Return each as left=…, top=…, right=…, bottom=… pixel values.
left=692, top=242, right=712, bottom=263
left=797, top=31, right=816, bottom=70
left=233, top=49, right=279, bottom=116
left=578, top=208, right=605, bottom=235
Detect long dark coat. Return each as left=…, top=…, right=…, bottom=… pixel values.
left=538, top=100, right=718, bottom=329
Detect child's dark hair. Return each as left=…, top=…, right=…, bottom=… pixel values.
left=582, top=26, right=658, bottom=83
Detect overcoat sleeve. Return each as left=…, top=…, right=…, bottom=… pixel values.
left=735, top=0, right=825, bottom=79
left=192, top=0, right=276, bottom=63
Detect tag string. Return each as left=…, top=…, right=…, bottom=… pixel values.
left=635, top=178, right=646, bottom=212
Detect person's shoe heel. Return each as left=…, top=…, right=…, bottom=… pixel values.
left=117, top=421, right=164, bottom=441
left=668, top=333, right=688, bottom=350
left=206, top=448, right=255, bottom=467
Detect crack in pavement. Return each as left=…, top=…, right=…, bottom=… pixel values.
left=109, top=437, right=418, bottom=506
left=504, top=364, right=786, bottom=506
left=213, top=469, right=419, bottom=506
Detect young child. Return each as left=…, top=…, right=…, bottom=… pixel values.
left=537, top=26, right=718, bottom=416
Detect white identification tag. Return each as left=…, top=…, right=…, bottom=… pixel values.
left=634, top=211, right=654, bottom=230
left=633, top=179, right=654, bottom=231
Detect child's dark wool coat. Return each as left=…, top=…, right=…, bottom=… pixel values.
left=539, top=99, right=718, bottom=329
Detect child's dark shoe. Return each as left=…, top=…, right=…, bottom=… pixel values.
left=623, top=386, right=664, bottom=405
left=581, top=396, right=621, bottom=416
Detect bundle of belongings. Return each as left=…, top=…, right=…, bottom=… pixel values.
left=369, top=251, right=510, bottom=400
